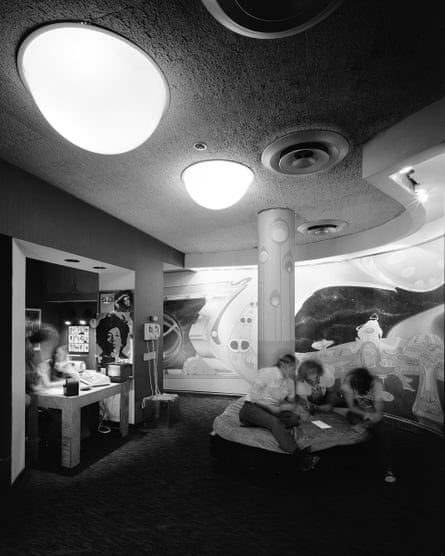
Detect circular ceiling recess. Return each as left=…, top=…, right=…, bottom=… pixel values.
left=261, top=130, right=349, bottom=175
left=297, top=219, right=348, bottom=236
left=201, top=0, right=344, bottom=39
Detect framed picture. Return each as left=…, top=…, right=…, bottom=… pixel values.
left=96, top=311, right=133, bottom=363
left=25, top=308, right=41, bottom=339
left=68, top=325, right=90, bottom=353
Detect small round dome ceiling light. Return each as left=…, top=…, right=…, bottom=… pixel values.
left=262, top=130, right=349, bottom=175
left=17, top=22, right=169, bottom=155
left=201, top=0, right=344, bottom=39
left=182, top=160, right=254, bottom=210
left=297, top=220, right=348, bottom=236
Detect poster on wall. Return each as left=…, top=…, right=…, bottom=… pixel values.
left=163, top=238, right=444, bottom=431
left=68, top=325, right=89, bottom=353
left=96, top=290, right=134, bottom=364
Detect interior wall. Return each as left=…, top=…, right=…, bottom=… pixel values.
left=133, top=241, right=167, bottom=417
left=11, top=241, right=27, bottom=485
left=1, top=158, right=184, bottom=486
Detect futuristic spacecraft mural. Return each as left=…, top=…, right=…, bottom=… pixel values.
left=163, top=237, right=444, bottom=432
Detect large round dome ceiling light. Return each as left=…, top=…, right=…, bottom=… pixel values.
left=17, top=22, right=169, bottom=155
left=182, top=160, right=254, bottom=210
left=202, top=0, right=344, bottom=39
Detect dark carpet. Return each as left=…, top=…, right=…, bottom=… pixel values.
left=2, top=394, right=444, bottom=556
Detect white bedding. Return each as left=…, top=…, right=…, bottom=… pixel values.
left=212, top=396, right=368, bottom=454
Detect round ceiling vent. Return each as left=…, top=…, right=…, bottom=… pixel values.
left=201, top=0, right=344, bottom=39
left=297, top=219, right=348, bottom=236
left=262, top=130, right=349, bottom=175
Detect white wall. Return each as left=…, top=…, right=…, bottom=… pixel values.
left=11, top=240, right=26, bottom=483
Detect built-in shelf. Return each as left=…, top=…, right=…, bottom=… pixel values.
left=44, top=293, right=98, bottom=303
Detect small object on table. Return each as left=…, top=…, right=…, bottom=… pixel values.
left=63, top=377, right=79, bottom=396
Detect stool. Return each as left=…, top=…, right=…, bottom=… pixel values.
left=151, top=395, right=180, bottom=427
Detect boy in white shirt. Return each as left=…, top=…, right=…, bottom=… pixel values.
left=239, top=353, right=320, bottom=471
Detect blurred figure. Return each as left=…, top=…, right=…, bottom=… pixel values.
left=239, top=353, right=320, bottom=471
left=50, top=344, right=79, bottom=381
left=25, top=325, right=62, bottom=396
left=25, top=324, right=63, bottom=448
left=26, top=327, right=98, bottom=451
left=296, top=359, right=336, bottom=414
left=340, top=367, right=396, bottom=483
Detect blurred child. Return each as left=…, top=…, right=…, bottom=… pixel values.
left=239, top=353, right=320, bottom=471
left=296, top=359, right=336, bottom=415
left=50, top=344, right=79, bottom=381
left=340, top=367, right=396, bottom=483
left=26, top=326, right=64, bottom=394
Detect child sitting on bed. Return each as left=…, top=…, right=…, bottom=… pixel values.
left=296, top=359, right=336, bottom=416
left=239, top=353, right=320, bottom=472
left=340, top=367, right=396, bottom=483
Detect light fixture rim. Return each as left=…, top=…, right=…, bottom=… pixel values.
left=16, top=20, right=171, bottom=154
left=201, top=0, right=344, bottom=39
left=181, top=158, right=255, bottom=180
left=297, top=219, right=349, bottom=236
left=18, top=20, right=170, bottom=98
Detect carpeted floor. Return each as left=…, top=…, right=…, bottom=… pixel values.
left=3, top=394, right=444, bottom=556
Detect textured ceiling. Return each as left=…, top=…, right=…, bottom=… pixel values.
left=0, top=0, right=444, bottom=258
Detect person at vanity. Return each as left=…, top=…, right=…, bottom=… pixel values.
left=26, top=326, right=71, bottom=395
left=50, top=344, right=80, bottom=381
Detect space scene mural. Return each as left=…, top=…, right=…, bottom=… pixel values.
left=163, top=236, right=444, bottom=432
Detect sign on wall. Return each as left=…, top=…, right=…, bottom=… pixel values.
left=68, top=325, right=90, bottom=353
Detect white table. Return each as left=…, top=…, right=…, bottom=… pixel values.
left=27, top=381, right=130, bottom=468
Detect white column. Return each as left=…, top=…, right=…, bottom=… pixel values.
left=257, top=208, right=295, bottom=368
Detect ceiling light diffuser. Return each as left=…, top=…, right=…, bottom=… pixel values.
left=182, top=160, right=254, bottom=209
left=17, top=22, right=169, bottom=155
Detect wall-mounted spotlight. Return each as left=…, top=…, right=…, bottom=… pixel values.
left=389, top=167, right=429, bottom=203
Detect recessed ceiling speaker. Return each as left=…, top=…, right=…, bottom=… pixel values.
left=261, top=130, right=349, bottom=175
left=201, top=0, right=344, bottom=39
left=297, top=219, right=348, bottom=236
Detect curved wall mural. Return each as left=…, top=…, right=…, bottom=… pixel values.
left=163, top=237, right=444, bottom=432
left=163, top=270, right=257, bottom=394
